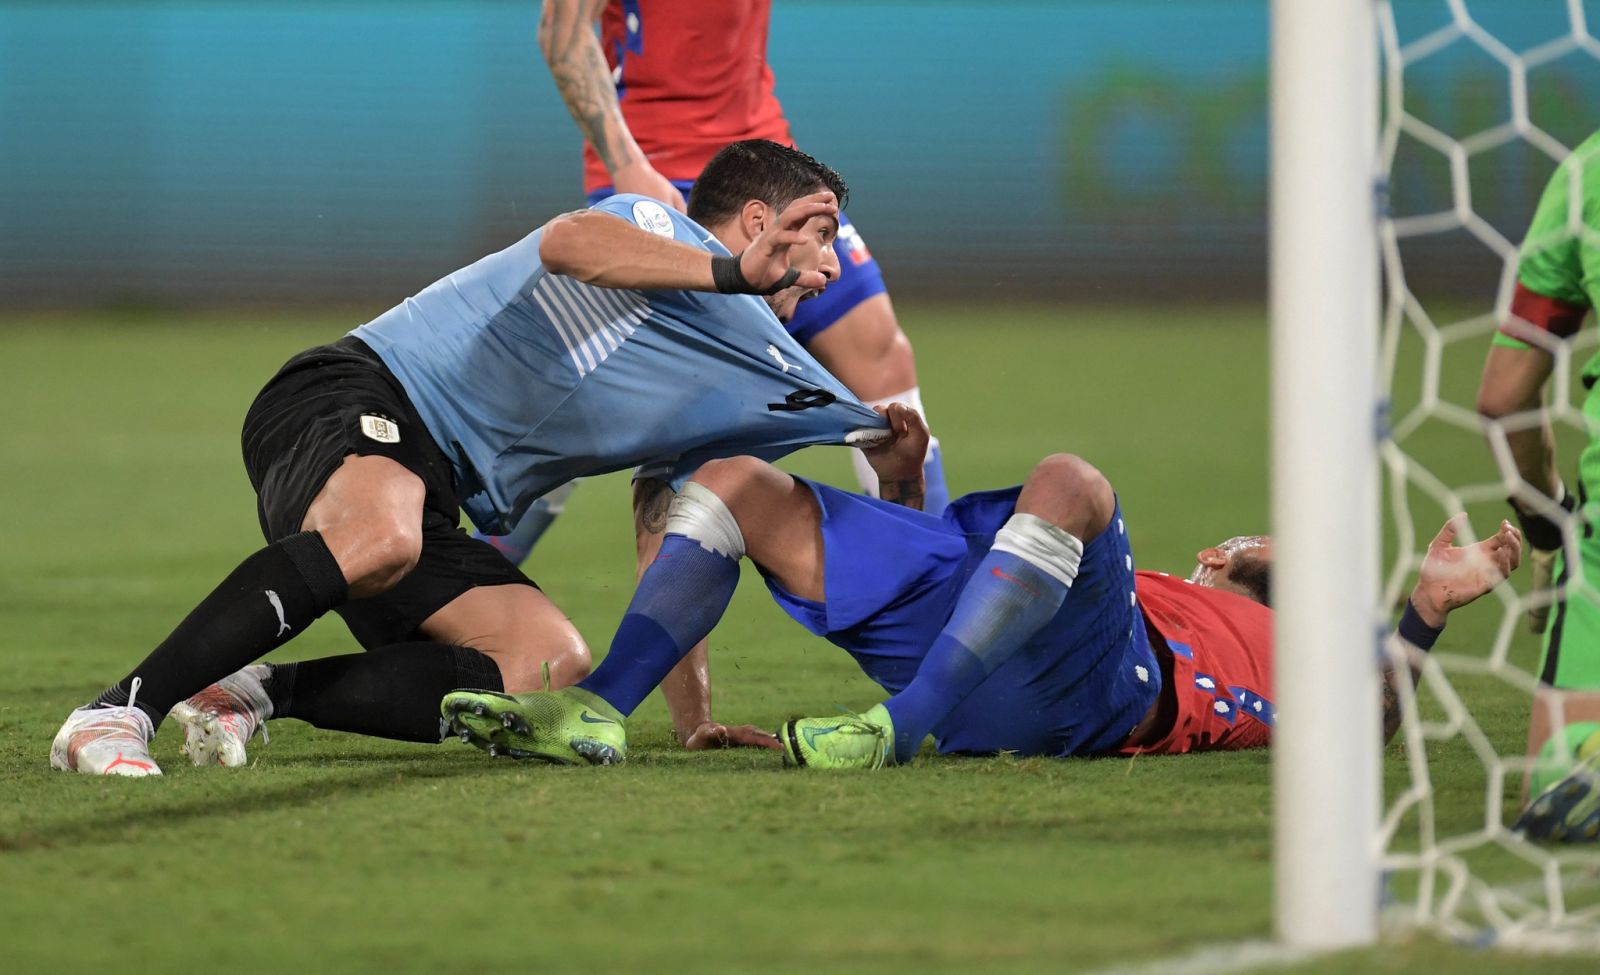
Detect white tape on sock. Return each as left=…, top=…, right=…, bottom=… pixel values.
left=865, top=385, right=927, bottom=417
left=665, top=482, right=747, bottom=559
left=992, top=513, right=1084, bottom=588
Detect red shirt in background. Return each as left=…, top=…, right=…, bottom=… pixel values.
left=584, top=0, right=794, bottom=193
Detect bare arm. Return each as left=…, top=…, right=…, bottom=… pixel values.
left=1477, top=342, right=1560, bottom=499
left=1477, top=341, right=1570, bottom=632
left=861, top=403, right=929, bottom=510
left=538, top=0, right=632, bottom=172
left=537, top=0, right=685, bottom=209
left=541, top=210, right=717, bottom=290
left=539, top=195, right=839, bottom=292
left=1381, top=516, right=1523, bottom=742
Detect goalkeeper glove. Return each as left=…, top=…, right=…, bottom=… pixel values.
left=1511, top=487, right=1576, bottom=634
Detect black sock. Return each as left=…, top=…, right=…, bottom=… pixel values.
left=267, top=642, right=503, bottom=743
left=94, top=531, right=348, bottom=726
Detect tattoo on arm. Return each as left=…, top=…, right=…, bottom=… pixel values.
left=1381, top=669, right=1404, bottom=745
left=1380, top=644, right=1429, bottom=745
left=540, top=0, right=639, bottom=173
left=633, top=478, right=674, bottom=537
left=878, top=478, right=925, bottom=511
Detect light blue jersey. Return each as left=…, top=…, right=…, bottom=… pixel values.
left=353, top=195, right=884, bottom=534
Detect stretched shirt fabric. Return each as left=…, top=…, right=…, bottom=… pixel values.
left=585, top=0, right=792, bottom=193
left=353, top=194, right=884, bottom=534
left=1120, top=572, right=1275, bottom=755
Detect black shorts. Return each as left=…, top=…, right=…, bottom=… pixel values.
left=241, top=336, right=536, bottom=649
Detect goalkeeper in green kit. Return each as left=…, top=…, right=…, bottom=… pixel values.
left=1477, top=128, right=1600, bottom=842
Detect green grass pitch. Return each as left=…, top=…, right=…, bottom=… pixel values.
left=0, top=305, right=1593, bottom=973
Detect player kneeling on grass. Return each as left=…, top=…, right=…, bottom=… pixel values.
left=49, top=140, right=888, bottom=776
left=443, top=407, right=1526, bottom=782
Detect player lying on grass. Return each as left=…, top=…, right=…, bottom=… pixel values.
left=442, top=406, right=1523, bottom=771
left=50, top=140, right=889, bottom=777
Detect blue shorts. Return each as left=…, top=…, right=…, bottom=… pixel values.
left=762, top=480, right=1162, bottom=758
left=587, top=182, right=888, bottom=346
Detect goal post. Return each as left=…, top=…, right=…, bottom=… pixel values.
left=1270, top=0, right=1383, bottom=949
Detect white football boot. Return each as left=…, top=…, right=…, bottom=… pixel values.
left=170, top=665, right=272, bottom=767
left=50, top=677, right=162, bottom=777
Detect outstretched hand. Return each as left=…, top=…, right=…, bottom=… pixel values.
left=683, top=721, right=783, bottom=751
left=1411, top=515, right=1523, bottom=627
left=737, top=191, right=839, bottom=294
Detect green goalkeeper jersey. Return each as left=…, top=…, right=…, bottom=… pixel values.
left=1495, top=129, right=1600, bottom=357
left=1520, top=128, right=1600, bottom=310
left=1502, top=130, right=1600, bottom=689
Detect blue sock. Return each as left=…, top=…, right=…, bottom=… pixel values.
left=883, top=548, right=1070, bottom=762
left=575, top=533, right=740, bottom=716
left=922, top=440, right=950, bottom=517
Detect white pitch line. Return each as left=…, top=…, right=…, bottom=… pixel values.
left=1077, top=940, right=1322, bottom=975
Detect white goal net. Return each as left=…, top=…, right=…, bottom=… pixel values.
left=1370, top=0, right=1600, bottom=951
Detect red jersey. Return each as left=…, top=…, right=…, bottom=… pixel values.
left=1123, top=571, right=1275, bottom=756
left=584, top=0, right=793, bottom=193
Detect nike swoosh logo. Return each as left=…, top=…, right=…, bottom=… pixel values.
left=802, top=726, right=839, bottom=749
left=578, top=711, right=618, bottom=726
left=990, top=566, right=1040, bottom=598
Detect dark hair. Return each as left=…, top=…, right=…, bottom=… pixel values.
left=687, top=140, right=849, bottom=228
left=1228, top=557, right=1273, bottom=608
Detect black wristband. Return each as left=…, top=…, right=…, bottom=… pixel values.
left=1509, top=489, right=1574, bottom=552
left=711, top=252, right=801, bottom=296
left=1397, top=599, right=1444, bottom=652
left=711, top=253, right=751, bottom=294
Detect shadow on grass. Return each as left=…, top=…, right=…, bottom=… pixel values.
left=0, top=760, right=484, bottom=854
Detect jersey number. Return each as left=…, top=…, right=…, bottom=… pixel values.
left=767, top=389, right=838, bottom=412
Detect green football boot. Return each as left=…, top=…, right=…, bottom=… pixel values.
left=778, top=703, right=895, bottom=769
left=1514, top=750, right=1600, bottom=843
left=441, top=685, right=626, bottom=766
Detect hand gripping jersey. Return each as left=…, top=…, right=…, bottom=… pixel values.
left=584, top=0, right=793, bottom=194
left=352, top=194, right=884, bottom=534
left=1122, top=572, right=1275, bottom=755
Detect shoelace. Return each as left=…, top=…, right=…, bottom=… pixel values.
left=82, top=677, right=151, bottom=745
left=113, top=676, right=151, bottom=742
